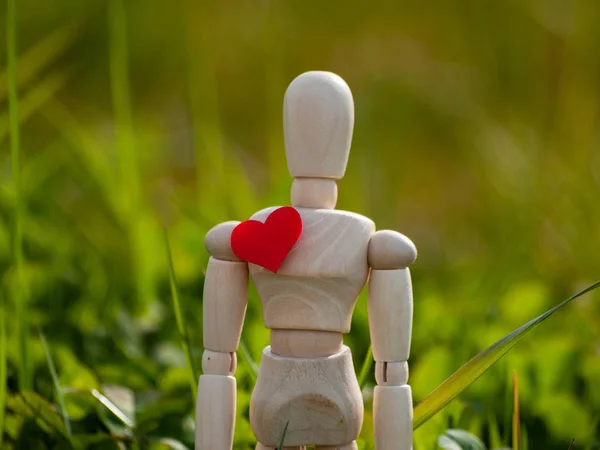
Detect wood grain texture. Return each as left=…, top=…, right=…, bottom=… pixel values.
left=270, top=329, right=343, bottom=357
left=291, top=178, right=338, bottom=209
left=250, top=346, right=363, bottom=447
left=368, top=230, right=417, bottom=270
left=195, top=375, right=236, bottom=450
left=203, top=257, right=249, bottom=352
left=204, top=221, right=242, bottom=261
left=316, top=443, right=358, bottom=450
left=256, top=444, right=305, bottom=450
left=249, top=207, right=374, bottom=333
left=284, top=72, right=354, bottom=179
left=373, top=385, right=413, bottom=450
left=368, top=268, right=413, bottom=362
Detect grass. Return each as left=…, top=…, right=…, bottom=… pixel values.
left=0, top=312, right=6, bottom=448
left=512, top=371, right=520, bottom=450
left=7, top=0, right=31, bottom=393
left=39, top=330, right=71, bottom=437
left=2, top=1, right=600, bottom=449
left=413, top=280, right=600, bottom=430
left=164, top=226, right=198, bottom=400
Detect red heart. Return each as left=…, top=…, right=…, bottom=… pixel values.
left=231, top=206, right=302, bottom=273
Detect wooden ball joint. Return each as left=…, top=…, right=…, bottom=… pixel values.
left=196, top=71, right=417, bottom=450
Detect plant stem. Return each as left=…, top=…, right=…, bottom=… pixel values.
left=7, top=0, right=31, bottom=392
left=164, top=227, right=198, bottom=400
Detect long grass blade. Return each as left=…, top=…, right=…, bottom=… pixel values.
left=63, top=388, right=135, bottom=430
left=512, top=370, right=520, bottom=450
left=108, top=0, right=139, bottom=213
left=238, top=339, right=258, bottom=384
left=487, top=412, right=503, bottom=450
left=7, top=0, right=31, bottom=392
left=39, top=330, right=71, bottom=437
left=164, top=227, right=198, bottom=399
left=0, top=312, right=6, bottom=449
left=0, top=65, right=77, bottom=146
left=276, top=420, right=290, bottom=450
left=413, top=280, right=600, bottom=429
left=0, top=20, right=81, bottom=103
left=358, top=344, right=373, bottom=389
left=90, top=389, right=135, bottom=429
left=108, top=0, right=150, bottom=312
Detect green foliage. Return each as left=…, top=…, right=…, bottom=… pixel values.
left=2, top=1, right=600, bottom=449
left=413, top=281, right=600, bottom=430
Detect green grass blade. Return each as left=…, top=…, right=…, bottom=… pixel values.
left=183, top=0, right=228, bottom=222
left=63, top=388, right=135, bottom=430
left=90, top=389, right=135, bottom=429
left=0, top=19, right=81, bottom=103
left=512, top=371, right=520, bottom=450
left=413, top=280, right=600, bottom=430
left=276, top=420, right=290, bottom=450
left=487, top=412, right=502, bottom=450
left=164, top=227, right=198, bottom=400
left=39, top=330, right=71, bottom=437
left=7, top=0, right=31, bottom=393
left=238, top=339, right=258, bottom=384
left=0, top=65, right=77, bottom=146
left=0, top=311, right=6, bottom=449
left=108, top=0, right=150, bottom=311
left=358, top=344, right=373, bottom=389
left=108, top=0, right=139, bottom=212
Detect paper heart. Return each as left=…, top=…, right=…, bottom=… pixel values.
left=231, top=206, right=302, bottom=273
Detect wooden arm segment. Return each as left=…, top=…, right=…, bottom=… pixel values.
left=202, top=257, right=249, bottom=352
left=368, top=230, right=416, bottom=450
left=196, top=238, right=249, bottom=450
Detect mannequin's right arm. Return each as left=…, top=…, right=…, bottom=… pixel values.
left=196, top=222, right=248, bottom=450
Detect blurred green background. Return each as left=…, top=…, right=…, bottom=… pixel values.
left=1, top=0, right=599, bottom=449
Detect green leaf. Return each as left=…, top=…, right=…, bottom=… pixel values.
left=67, top=433, right=190, bottom=450
left=5, top=391, right=69, bottom=440
left=438, top=429, right=487, bottom=450
left=414, top=280, right=600, bottom=429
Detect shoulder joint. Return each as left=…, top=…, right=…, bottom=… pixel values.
left=368, top=230, right=417, bottom=269
left=204, top=221, right=242, bottom=261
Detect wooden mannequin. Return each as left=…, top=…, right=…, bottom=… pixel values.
left=196, top=71, right=416, bottom=450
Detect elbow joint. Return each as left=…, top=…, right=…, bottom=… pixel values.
left=202, top=349, right=237, bottom=376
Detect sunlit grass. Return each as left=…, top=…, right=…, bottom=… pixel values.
left=512, top=371, right=520, bottom=450
left=0, top=66, right=75, bottom=145
left=108, top=0, right=150, bottom=313
left=357, top=344, right=373, bottom=389
left=164, top=226, right=198, bottom=400
left=7, top=0, right=31, bottom=393
left=2, top=1, right=600, bottom=448
left=413, top=280, right=600, bottom=430
left=39, top=330, right=71, bottom=437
